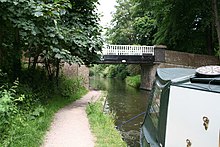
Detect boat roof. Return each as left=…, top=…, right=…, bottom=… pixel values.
left=157, top=68, right=195, bottom=82
left=156, top=68, right=220, bottom=93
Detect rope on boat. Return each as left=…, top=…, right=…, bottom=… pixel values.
left=116, top=111, right=146, bottom=129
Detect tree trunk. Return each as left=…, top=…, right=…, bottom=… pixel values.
left=212, top=0, right=220, bottom=51
left=45, top=59, right=53, bottom=81
left=206, top=25, right=213, bottom=55
left=32, top=55, right=39, bottom=70
left=13, top=28, right=21, bottom=80
left=55, top=59, right=61, bottom=86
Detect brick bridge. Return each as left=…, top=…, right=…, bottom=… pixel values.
left=98, top=45, right=220, bottom=90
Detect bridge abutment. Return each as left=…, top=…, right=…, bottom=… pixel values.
left=140, top=64, right=159, bottom=90
left=140, top=45, right=167, bottom=90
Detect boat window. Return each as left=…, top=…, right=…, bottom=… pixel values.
left=149, top=83, right=162, bottom=129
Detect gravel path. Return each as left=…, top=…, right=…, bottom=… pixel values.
left=42, top=90, right=101, bottom=147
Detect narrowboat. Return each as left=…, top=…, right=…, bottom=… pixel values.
left=140, top=66, right=220, bottom=147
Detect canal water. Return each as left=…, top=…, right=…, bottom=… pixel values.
left=90, top=76, right=150, bottom=146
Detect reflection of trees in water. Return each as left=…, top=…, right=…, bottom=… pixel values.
left=89, top=76, right=108, bottom=90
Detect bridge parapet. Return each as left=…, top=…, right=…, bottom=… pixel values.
left=100, top=45, right=156, bottom=64
left=102, top=45, right=155, bottom=56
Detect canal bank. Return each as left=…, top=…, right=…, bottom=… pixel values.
left=90, top=76, right=150, bottom=146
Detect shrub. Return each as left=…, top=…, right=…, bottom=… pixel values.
left=0, top=80, right=43, bottom=144
left=0, top=68, right=87, bottom=146
left=59, top=76, right=83, bottom=98
left=125, top=75, right=141, bottom=88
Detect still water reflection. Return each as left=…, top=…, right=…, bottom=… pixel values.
left=90, top=76, right=150, bottom=146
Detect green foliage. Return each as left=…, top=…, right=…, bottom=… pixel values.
left=106, top=0, right=156, bottom=45
left=0, top=67, right=87, bottom=146
left=0, top=0, right=102, bottom=80
left=107, top=0, right=220, bottom=55
left=0, top=80, right=44, bottom=146
left=126, top=65, right=141, bottom=76
left=59, top=76, right=84, bottom=98
left=151, top=0, right=217, bottom=54
left=86, top=92, right=126, bottom=147
left=125, top=75, right=141, bottom=88
left=90, top=64, right=128, bottom=79
left=89, top=64, right=108, bottom=77
left=90, top=64, right=141, bottom=81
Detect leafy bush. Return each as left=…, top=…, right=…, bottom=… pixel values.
left=125, top=75, right=141, bottom=88
left=89, top=65, right=108, bottom=77
left=126, top=65, right=141, bottom=76
left=0, top=81, right=21, bottom=134
left=0, top=80, right=44, bottom=145
left=59, top=76, right=83, bottom=98
left=90, top=64, right=141, bottom=80
left=0, top=67, right=87, bottom=146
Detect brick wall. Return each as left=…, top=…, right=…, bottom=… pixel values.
left=165, top=50, right=220, bottom=67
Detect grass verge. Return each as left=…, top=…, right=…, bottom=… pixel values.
left=125, top=75, right=141, bottom=88
left=86, top=92, right=126, bottom=147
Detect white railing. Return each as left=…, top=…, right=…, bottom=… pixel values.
left=102, top=45, right=155, bottom=56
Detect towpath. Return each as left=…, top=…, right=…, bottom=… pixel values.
left=42, top=90, right=101, bottom=147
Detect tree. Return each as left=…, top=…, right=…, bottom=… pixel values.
left=131, top=0, right=156, bottom=45
left=0, top=0, right=102, bottom=80
left=106, top=0, right=134, bottom=44
left=212, top=0, right=220, bottom=53
left=106, top=0, right=156, bottom=45
left=107, top=0, right=220, bottom=55
left=151, top=0, right=217, bottom=54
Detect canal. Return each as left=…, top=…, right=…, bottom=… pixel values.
left=90, top=76, right=150, bottom=146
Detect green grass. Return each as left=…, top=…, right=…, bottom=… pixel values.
left=125, top=75, right=141, bottom=88
left=86, top=92, right=126, bottom=147
left=0, top=78, right=88, bottom=147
